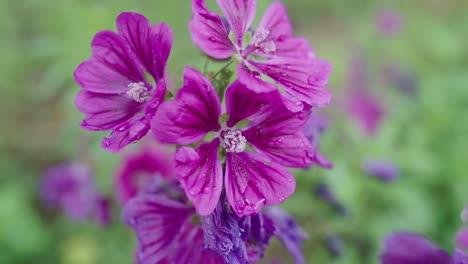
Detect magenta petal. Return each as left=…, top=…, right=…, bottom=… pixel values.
left=74, top=30, right=145, bottom=94
left=101, top=116, right=151, bottom=153
left=225, top=151, right=295, bottom=216
left=151, top=67, right=221, bottom=144
left=175, top=139, right=223, bottom=216
left=122, top=194, right=193, bottom=264
left=257, top=2, right=292, bottom=40
left=75, top=91, right=142, bottom=131
left=190, top=0, right=235, bottom=59
left=252, top=57, right=332, bottom=109
left=216, top=0, right=256, bottom=45
left=225, top=80, right=279, bottom=127
left=117, top=12, right=173, bottom=81
left=237, top=64, right=277, bottom=93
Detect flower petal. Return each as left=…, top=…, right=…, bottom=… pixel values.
left=453, top=248, right=468, bottom=264
left=100, top=116, right=151, bottom=153
left=237, top=64, right=277, bottom=93
left=75, top=91, right=143, bottom=131
left=122, top=194, right=193, bottom=264
left=190, top=0, right=235, bottom=59
left=257, top=2, right=292, bottom=40
left=379, top=232, right=452, bottom=264
left=175, top=139, right=223, bottom=216
left=225, top=151, right=295, bottom=216
left=241, top=99, right=315, bottom=167
left=216, top=0, right=256, bottom=45
left=117, top=12, right=173, bottom=81
left=251, top=57, right=332, bottom=110
left=225, top=80, right=279, bottom=127
left=264, top=207, right=308, bottom=264
left=152, top=67, right=221, bottom=144
left=74, top=30, right=145, bottom=94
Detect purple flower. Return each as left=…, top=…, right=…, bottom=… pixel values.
left=123, top=194, right=225, bottom=264
left=376, top=8, right=403, bottom=37
left=152, top=68, right=317, bottom=216
left=74, top=12, right=173, bottom=152
left=456, top=229, right=468, bottom=251
left=189, top=0, right=332, bottom=112
left=264, top=207, right=308, bottom=264
left=242, top=211, right=275, bottom=262
left=114, top=146, right=176, bottom=205
left=303, top=112, right=333, bottom=169
left=347, top=90, right=385, bottom=136
left=364, top=159, right=400, bottom=182
left=202, top=197, right=249, bottom=263
left=379, top=232, right=468, bottom=264
left=41, top=162, right=110, bottom=225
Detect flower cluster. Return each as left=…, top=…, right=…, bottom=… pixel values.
left=73, top=1, right=332, bottom=263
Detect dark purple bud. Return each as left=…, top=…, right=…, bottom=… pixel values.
left=364, top=159, right=400, bottom=182
left=202, top=198, right=248, bottom=264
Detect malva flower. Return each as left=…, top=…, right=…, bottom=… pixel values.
left=347, top=90, right=385, bottom=136
left=190, top=0, right=332, bottom=112
left=379, top=232, right=468, bottom=264
left=303, top=112, right=333, bottom=169
left=363, top=159, right=400, bottom=182
left=114, top=146, right=176, bottom=205
left=152, top=67, right=317, bottom=216
left=376, top=8, right=403, bottom=37
left=41, top=162, right=111, bottom=226
left=74, top=12, right=173, bottom=152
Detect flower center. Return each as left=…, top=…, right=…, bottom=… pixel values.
left=126, top=82, right=148, bottom=103
left=252, top=29, right=276, bottom=53
left=221, top=130, right=247, bottom=153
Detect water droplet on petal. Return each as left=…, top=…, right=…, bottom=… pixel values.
left=208, top=36, right=216, bottom=43
left=278, top=196, right=285, bottom=202
left=202, top=187, right=210, bottom=194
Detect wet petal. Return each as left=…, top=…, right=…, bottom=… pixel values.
left=202, top=198, right=249, bottom=263
left=225, top=151, right=295, bottom=216
left=257, top=2, right=292, bottom=38
left=241, top=100, right=314, bottom=167
left=237, top=64, right=277, bottom=94
left=117, top=12, right=173, bottom=81
left=100, top=116, right=151, bottom=153
left=122, top=194, right=193, bottom=264
left=216, top=0, right=256, bottom=45
left=190, top=0, right=235, bottom=59
left=152, top=67, right=221, bottom=144
left=225, top=80, right=279, bottom=127
left=75, top=91, right=142, bottom=131
left=175, top=139, right=223, bottom=216
left=251, top=57, right=332, bottom=110
left=379, top=232, right=452, bottom=264
left=74, top=30, right=145, bottom=94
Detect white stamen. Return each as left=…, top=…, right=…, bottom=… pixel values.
left=126, top=82, right=148, bottom=103
left=222, top=130, right=247, bottom=153
left=252, top=29, right=276, bottom=53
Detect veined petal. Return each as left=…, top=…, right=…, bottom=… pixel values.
left=216, top=0, right=256, bottom=45
left=74, top=30, right=146, bottom=94
left=379, top=232, right=452, bottom=264
left=225, top=80, right=279, bottom=127
left=190, top=0, right=235, bottom=59
left=101, top=116, right=151, bottom=153
left=237, top=64, right=277, bottom=93
left=175, top=139, right=223, bottom=216
left=75, top=91, right=142, bottom=131
left=122, top=194, right=193, bottom=264
left=117, top=12, right=173, bottom=81
left=245, top=132, right=316, bottom=168
left=257, top=2, right=292, bottom=40
left=151, top=68, right=221, bottom=144
left=251, top=57, right=332, bottom=110
left=225, top=151, right=295, bottom=216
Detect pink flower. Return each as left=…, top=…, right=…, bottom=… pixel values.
left=74, top=12, right=173, bottom=152
left=152, top=68, right=317, bottom=216
left=190, top=0, right=332, bottom=112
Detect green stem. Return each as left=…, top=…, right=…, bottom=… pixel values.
left=212, top=59, right=234, bottom=79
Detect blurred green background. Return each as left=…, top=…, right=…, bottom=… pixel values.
left=1, top=0, right=468, bottom=263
